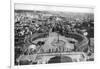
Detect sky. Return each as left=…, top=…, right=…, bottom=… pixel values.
left=15, top=3, right=94, bottom=13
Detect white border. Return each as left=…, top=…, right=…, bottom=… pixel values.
left=10, top=2, right=94, bottom=69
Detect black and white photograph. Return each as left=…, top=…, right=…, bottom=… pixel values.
left=14, top=3, right=94, bottom=65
